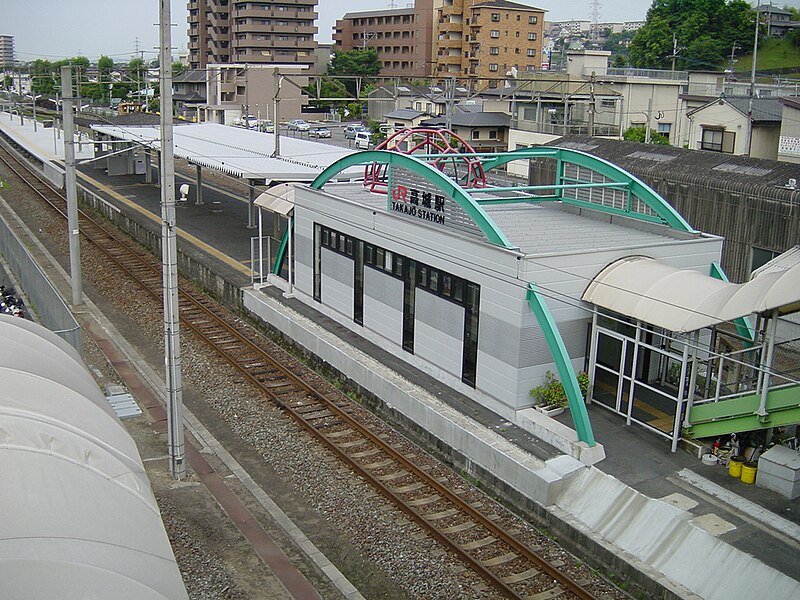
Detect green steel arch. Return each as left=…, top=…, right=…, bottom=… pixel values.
left=482, top=146, right=695, bottom=232
left=310, top=150, right=514, bottom=248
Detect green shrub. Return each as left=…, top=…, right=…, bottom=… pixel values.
left=530, top=371, right=589, bottom=408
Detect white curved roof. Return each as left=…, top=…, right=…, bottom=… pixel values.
left=582, top=248, right=800, bottom=333
left=0, top=315, right=187, bottom=599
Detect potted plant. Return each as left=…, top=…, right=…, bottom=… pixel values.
left=530, top=371, right=589, bottom=417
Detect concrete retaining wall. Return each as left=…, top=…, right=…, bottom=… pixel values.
left=243, top=287, right=585, bottom=507
left=552, top=467, right=800, bottom=600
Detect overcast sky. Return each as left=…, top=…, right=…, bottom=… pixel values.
left=4, top=1, right=796, bottom=61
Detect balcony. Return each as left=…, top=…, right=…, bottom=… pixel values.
left=208, top=12, right=229, bottom=28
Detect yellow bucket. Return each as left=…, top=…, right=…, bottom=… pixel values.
left=728, top=456, right=745, bottom=478
left=741, top=462, right=758, bottom=484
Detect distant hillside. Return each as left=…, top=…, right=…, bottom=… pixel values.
left=733, top=37, right=800, bottom=77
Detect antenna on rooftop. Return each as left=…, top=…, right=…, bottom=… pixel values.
left=388, top=0, right=397, bottom=7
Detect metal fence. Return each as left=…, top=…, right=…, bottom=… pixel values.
left=0, top=212, right=83, bottom=354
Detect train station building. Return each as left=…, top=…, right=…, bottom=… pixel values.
left=84, top=121, right=800, bottom=462
left=249, top=143, right=800, bottom=461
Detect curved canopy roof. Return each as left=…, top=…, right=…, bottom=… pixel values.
left=0, top=315, right=187, bottom=599
left=582, top=248, right=800, bottom=332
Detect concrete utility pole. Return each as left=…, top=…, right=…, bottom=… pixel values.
left=159, top=0, right=186, bottom=481
left=588, top=73, right=596, bottom=137
left=670, top=33, right=678, bottom=72
left=746, top=1, right=761, bottom=156
left=272, top=68, right=282, bottom=158
left=60, top=65, right=83, bottom=307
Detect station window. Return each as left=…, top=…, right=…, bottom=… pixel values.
left=314, top=224, right=480, bottom=386
left=319, top=226, right=355, bottom=258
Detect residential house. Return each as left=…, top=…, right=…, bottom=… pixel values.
left=686, top=96, right=782, bottom=160
left=173, top=69, right=207, bottom=121
left=778, top=97, right=800, bottom=164
left=421, top=110, right=511, bottom=152
left=383, top=108, right=434, bottom=133
left=757, top=5, right=800, bottom=37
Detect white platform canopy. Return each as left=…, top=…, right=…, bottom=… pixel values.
left=90, top=122, right=363, bottom=182
left=255, top=182, right=295, bottom=216
left=582, top=247, right=800, bottom=333
left=0, top=315, right=187, bottom=599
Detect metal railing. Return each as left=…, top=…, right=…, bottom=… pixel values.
left=512, top=119, right=620, bottom=137
left=606, top=67, right=688, bottom=81
left=0, top=212, right=82, bottom=354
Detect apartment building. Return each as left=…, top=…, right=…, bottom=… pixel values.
left=333, top=1, right=436, bottom=77
left=436, top=0, right=545, bottom=82
left=201, top=63, right=310, bottom=124
left=0, top=35, right=14, bottom=68
left=188, top=0, right=318, bottom=70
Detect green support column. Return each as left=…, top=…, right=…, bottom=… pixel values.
left=526, top=283, right=596, bottom=446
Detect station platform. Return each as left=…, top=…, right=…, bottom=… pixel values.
left=2, top=113, right=798, bottom=599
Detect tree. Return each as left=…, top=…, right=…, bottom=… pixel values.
left=303, top=78, right=350, bottom=114
left=30, top=59, right=56, bottom=94
left=628, top=0, right=755, bottom=69
left=784, top=5, right=800, bottom=20
left=623, top=126, right=670, bottom=144
left=172, top=61, right=187, bottom=77
left=129, top=57, right=146, bottom=85
left=328, top=47, right=381, bottom=77
left=98, top=55, right=114, bottom=81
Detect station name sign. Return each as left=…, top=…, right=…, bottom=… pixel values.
left=386, top=166, right=483, bottom=239
left=390, top=185, right=446, bottom=225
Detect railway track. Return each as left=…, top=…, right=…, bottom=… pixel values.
left=0, top=143, right=600, bottom=600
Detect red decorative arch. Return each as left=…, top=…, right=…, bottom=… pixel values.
left=364, top=128, right=487, bottom=193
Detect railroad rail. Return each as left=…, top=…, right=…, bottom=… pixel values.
left=0, top=143, right=599, bottom=600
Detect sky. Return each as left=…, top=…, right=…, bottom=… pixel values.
left=4, top=1, right=796, bottom=62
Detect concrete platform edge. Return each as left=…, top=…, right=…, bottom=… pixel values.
left=243, top=287, right=800, bottom=600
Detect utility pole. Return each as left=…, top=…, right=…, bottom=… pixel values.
left=729, top=42, right=740, bottom=73
left=670, top=33, right=678, bottom=72
left=159, top=0, right=186, bottom=481
left=16, top=70, right=23, bottom=124
left=272, top=68, right=282, bottom=158
left=587, top=73, right=596, bottom=137
left=746, top=1, right=761, bottom=156
left=645, top=96, right=653, bottom=144
left=60, top=66, right=83, bottom=307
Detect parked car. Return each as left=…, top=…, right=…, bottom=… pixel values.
left=309, top=126, right=332, bottom=138
left=258, top=120, right=275, bottom=133
left=235, top=115, right=259, bottom=128
left=344, top=124, right=367, bottom=139
left=287, top=119, right=311, bottom=131
left=354, top=130, right=372, bottom=150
